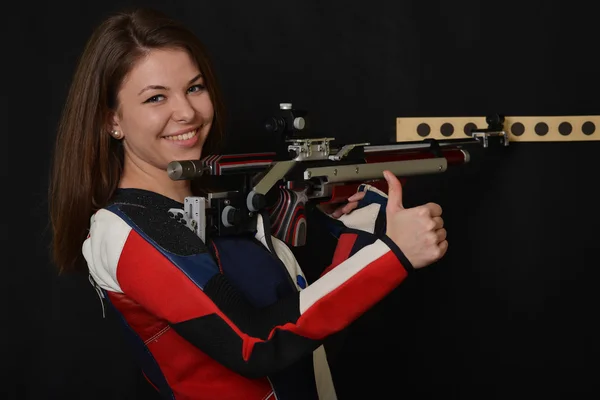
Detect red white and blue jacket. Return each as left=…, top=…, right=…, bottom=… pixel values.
left=82, top=185, right=413, bottom=400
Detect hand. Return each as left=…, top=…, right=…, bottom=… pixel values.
left=383, top=170, right=448, bottom=269
left=317, top=191, right=366, bottom=219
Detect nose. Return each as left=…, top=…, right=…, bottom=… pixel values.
left=171, top=95, right=195, bottom=122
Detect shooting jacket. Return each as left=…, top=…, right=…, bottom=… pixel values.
left=83, top=185, right=413, bottom=400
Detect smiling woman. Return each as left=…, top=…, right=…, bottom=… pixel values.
left=49, top=7, right=226, bottom=275
left=47, top=7, right=448, bottom=400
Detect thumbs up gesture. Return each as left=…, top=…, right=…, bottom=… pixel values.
left=383, top=170, right=448, bottom=269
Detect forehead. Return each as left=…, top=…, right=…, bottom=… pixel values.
left=122, top=48, right=200, bottom=89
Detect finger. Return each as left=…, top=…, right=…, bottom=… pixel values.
left=344, top=202, right=359, bottom=213
left=438, top=240, right=449, bottom=258
left=347, top=191, right=366, bottom=202
left=384, top=170, right=404, bottom=212
left=331, top=209, right=343, bottom=218
left=425, top=202, right=442, bottom=218
left=332, top=204, right=349, bottom=218
left=332, top=202, right=359, bottom=218
left=436, top=228, right=447, bottom=243
left=432, top=216, right=444, bottom=230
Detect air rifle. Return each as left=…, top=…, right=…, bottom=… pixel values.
left=166, top=103, right=509, bottom=246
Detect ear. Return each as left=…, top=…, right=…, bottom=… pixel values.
left=106, top=110, right=124, bottom=140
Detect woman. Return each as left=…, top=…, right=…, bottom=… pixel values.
left=48, top=7, right=448, bottom=400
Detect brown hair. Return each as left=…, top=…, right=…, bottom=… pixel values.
left=49, top=8, right=226, bottom=273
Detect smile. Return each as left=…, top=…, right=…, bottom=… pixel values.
left=164, top=128, right=198, bottom=141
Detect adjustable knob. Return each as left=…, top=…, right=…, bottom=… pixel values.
left=222, top=205, right=241, bottom=227
left=246, top=191, right=266, bottom=212
left=293, top=117, right=305, bottom=130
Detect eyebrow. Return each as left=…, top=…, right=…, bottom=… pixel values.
left=137, top=73, right=204, bottom=96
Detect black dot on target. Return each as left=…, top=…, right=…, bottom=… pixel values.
left=511, top=122, right=525, bottom=136
left=417, top=123, right=431, bottom=137
left=582, top=121, right=596, bottom=135
left=463, top=122, right=477, bottom=136
left=535, top=122, right=549, bottom=136
left=558, top=122, right=572, bottom=136
left=440, top=123, right=454, bottom=137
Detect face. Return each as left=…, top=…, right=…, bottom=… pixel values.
left=110, top=48, right=214, bottom=172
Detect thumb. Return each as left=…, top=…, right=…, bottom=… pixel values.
left=384, top=170, right=404, bottom=212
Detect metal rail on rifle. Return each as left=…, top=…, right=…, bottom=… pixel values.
left=166, top=103, right=508, bottom=246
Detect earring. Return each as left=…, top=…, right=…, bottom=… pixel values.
left=111, top=130, right=122, bottom=139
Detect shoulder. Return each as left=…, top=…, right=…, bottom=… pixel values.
left=83, top=208, right=130, bottom=293
left=103, top=201, right=206, bottom=256
left=83, top=189, right=210, bottom=292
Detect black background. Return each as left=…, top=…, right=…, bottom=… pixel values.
left=3, top=1, right=600, bottom=399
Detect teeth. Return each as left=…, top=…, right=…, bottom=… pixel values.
left=165, top=129, right=198, bottom=141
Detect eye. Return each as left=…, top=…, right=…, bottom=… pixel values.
left=187, top=84, right=206, bottom=94
left=144, top=95, right=165, bottom=103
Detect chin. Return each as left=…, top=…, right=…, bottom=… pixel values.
left=164, top=138, right=203, bottom=155
left=172, top=148, right=203, bottom=163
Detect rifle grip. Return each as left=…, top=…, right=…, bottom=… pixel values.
left=269, top=188, right=308, bottom=246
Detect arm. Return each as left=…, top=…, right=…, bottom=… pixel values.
left=307, top=183, right=393, bottom=278
left=83, top=202, right=411, bottom=379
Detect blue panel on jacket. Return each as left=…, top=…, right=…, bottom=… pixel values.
left=210, top=234, right=297, bottom=308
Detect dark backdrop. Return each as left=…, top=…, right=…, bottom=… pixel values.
left=3, top=1, right=600, bottom=399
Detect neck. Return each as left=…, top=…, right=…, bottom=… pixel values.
left=119, top=155, right=192, bottom=204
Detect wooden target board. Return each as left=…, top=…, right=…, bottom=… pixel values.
left=396, top=115, right=600, bottom=142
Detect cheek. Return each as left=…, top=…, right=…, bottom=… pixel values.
left=194, top=95, right=214, bottom=119
left=206, top=100, right=215, bottom=117
left=123, top=108, right=168, bottom=138
left=200, top=129, right=211, bottom=143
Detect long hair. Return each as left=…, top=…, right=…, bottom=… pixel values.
left=49, top=8, right=226, bottom=273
